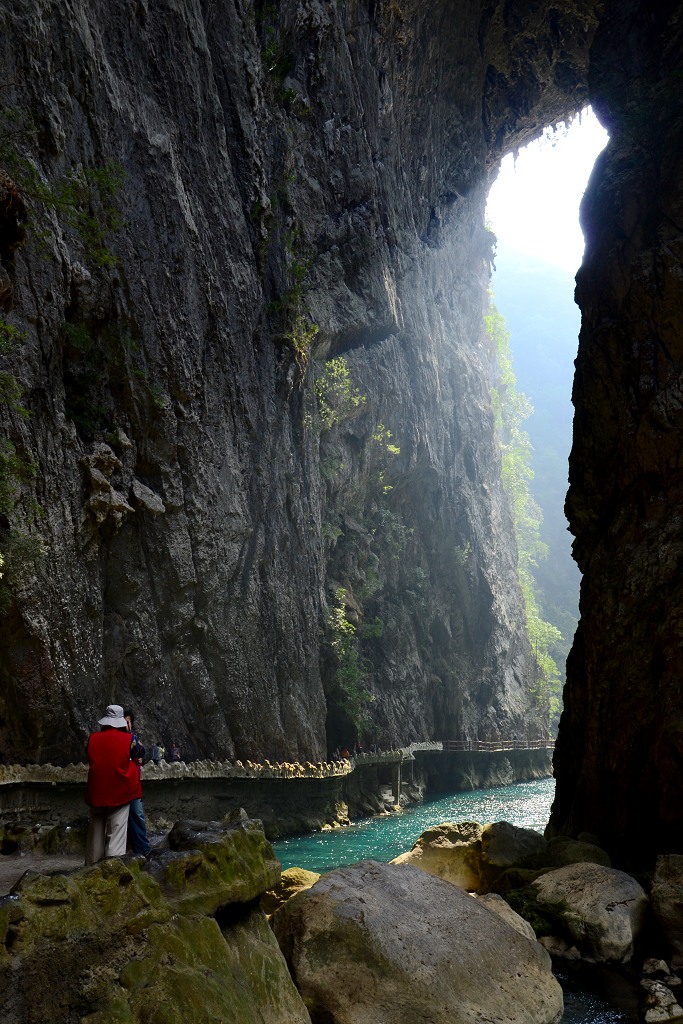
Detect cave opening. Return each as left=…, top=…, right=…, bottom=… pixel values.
left=485, top=109, right=609, bottom=732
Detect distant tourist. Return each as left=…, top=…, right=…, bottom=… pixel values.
left=151, top=742, right=164, bottom=765
left=85, top=704, right=141, bottom=865
left=354, top=739, right=364, bottom=755
left=340, top=746, right=350, bottom=759
left=123, top=708, right=152, bottom=857
left=168, top=743, right=182, bottom=762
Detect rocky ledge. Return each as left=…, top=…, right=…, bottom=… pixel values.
left=0, top=813, right=568, bottom=1024
left=0, top=813, right=309, bottom=1024
left=8, top=813, right=683, bottom=1023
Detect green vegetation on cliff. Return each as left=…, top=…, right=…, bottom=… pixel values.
left=0, top=103, right=124, bottom=267
left=486, top=298, right=562, bottom=728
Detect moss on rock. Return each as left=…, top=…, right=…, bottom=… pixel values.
left=0, top=817, right=309, bottom=1024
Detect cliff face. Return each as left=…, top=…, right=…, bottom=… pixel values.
left=551, top=0, right=683, bottom=863
left=0, top=0, right=597, bottom=764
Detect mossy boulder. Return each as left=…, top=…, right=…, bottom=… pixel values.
left=141, top=816, right=280, bottom=916
left=111, top=910, right=309, bottom=1024
left=3, top=857, right=169, bottom=954
left=0, top=816, right=308, bottom=1024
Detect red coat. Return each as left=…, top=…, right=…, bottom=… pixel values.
left=85, top=728, right=142, bottom=808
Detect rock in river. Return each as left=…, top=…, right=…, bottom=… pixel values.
left=529, top=862, right=648, bottom=962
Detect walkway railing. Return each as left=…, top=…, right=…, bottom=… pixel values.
left=0, top=739, right=555, bottom=788
left=441, top=739, right=554, bottom=752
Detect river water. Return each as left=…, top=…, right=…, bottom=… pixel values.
left=271, top=777, right=639, bottom=1023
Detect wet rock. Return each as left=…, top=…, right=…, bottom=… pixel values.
left=642, top=979, right=683, bottom=1023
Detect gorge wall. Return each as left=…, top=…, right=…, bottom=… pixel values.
left=550, top=0, right=683, bottom=864
left=0, top=0, right=595, bottom=766
left=2, top=0, right=682, bottom=865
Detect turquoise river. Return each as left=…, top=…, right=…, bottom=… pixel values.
left=271, top=777, right=640, bottom=1024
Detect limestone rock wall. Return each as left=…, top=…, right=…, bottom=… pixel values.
left=0, top=1, right=596, bottom=765
left=550, top=0, right=683, bottom=863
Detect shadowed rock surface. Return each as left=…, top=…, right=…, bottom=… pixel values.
left=528, top=863, right=649, bottom=963
left=550, top=0, right=683, bottom=864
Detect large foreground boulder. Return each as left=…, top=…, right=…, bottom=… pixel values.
left=528, top=862, right=648, bottom=962
left=272, top=859, right=564, bottom=1024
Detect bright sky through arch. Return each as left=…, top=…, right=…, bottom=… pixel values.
left=486, top=108, right=609, bottom=275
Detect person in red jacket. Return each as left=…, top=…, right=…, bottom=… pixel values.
left=85, top=704, right=141, bottom=865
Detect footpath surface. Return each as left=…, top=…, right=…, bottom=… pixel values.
left=0, top=853, right=84, bottom=895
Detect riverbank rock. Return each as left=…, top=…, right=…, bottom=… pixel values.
left=391, top=820, right=548, bottom=893
left=641, top=979, right=683, bottom=1023
left=390, top=821, right=483, bottom=890
left=528, top=863, right=648, bottom=962
left=651, top=855, right=683, bottom=968
left=0, top=817, right=310, bottom=1024
left=480, top=820, right=548, bottom=890
left=272, top=859, right=564, bottom=1024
